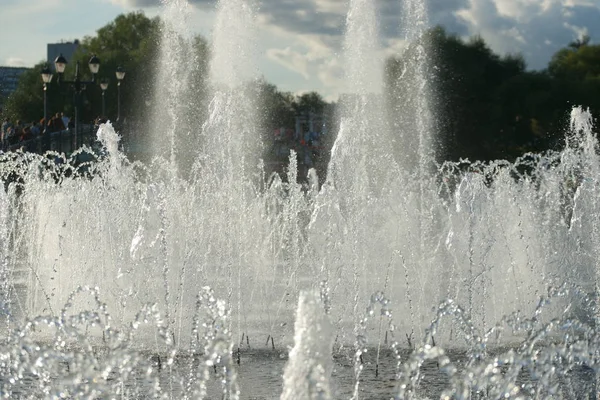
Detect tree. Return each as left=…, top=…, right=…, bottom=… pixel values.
left=387, top=27, right=533, bottom=162
left=70, top=12, right=162, bottom=128
left=569, top=34, right=591, bottom=50
left=547, top=41, right=600, bottom=131
left=256, top=79, right=296, bottom=134
left=293, top=92, right=327, bottom=116
left=385, top=27, right=600, bottom=163
left=2, top=64, right=46, bottom=123
left=549, top=42, right=600, bottom=80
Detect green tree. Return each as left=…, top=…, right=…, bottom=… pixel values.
left=547, top=42, right=600, bottom=119
left=428, top=29, right=529, bottom=161
left=2, top=64, right=47, bottom=123
left=293, top=92, right=327, bottom=116
left=70, top=12, right=162, bottom=128
left=549, top=41, right=600, bottom=80
left=256, top=79, right=296, bottom=134
left=385, top=27, right=593, bottom=162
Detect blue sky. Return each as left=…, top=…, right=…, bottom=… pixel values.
left=1, top=0, right=599, bottom=99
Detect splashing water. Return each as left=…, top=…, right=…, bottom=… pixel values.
left=280, top=290, right=334, bottom=400
left=1, top=0, right=600, bottom=397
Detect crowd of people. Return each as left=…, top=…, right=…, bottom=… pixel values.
left=0, top=113, right=75, bottom=152
left=272, top=111, right=326, bottom=170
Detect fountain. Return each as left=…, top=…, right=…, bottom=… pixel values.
left=0, top=0, right=599, bottom=397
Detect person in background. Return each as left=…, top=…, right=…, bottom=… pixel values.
left=19, top=124, right=32, bottom=142
left=13, top=120, right=24, bottom=141
left=30, top=121, right=41, bottom=137
left=6, top=125, right=18, bottom=146
left=55, top=113, right=66, bottom=131
left=39, top=118, right=47, bottom=133
left=1, top=118, right=12, bottom=142
left=48, top=113, right=65, bottom=132
left=61, top=112, right=70, bottom=130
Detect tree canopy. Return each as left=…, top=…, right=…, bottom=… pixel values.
left=386, top=27, right=600, bottom=163
left=72, top=12, right=162, bottom=126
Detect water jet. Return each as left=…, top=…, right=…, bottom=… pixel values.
left=0, top=0, right=598, bottom=397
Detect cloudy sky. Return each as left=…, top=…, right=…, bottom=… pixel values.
left=1, top=0, right=599, bottom=99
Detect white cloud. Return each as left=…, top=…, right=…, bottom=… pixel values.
left=258, top=20, right=342, bottom=94
left=314, top=0, right=347, bottom=15
left=323, top=93, right=339, bottom=103
left=457, top=0, right=600, bottom=68
left=105, top=0, right=161, bottom=7
left=383, top=38, right=409, bottom=57
left=502, top=27, right=526, bottom=44
left=564, top=23, right=589, bottom=40
left=5, top=57, right=27, bottom=67
left=267, top=47, right=310, bottom=79
left=493, top=0, right=543, bottom=20
left=317, top=58, right=343, bottom=89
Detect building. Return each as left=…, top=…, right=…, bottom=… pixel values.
left=0, top=66, right=30, bottom=110
left=47, top=40, right=80, bottom=71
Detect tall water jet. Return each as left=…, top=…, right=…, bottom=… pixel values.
left=310, top=0, right=398, bottom=343
left=195, top=0, right=269, bottom=344
left=0, top=188, right=11, bottom=332
left=330, top=0, right=390, bottom=192
left=391, top=0, right=443, bottom=338
left=562, top=108, right=600, bottom=316
left=202, top=0, right=260, bottom=176
left=148, top=0, right=208, bottom=172
left=395, top=0, right=434, bottom=174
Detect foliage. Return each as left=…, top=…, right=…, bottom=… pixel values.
left=2, top=64, right=46, bottom=124
left=255, top=79, right=334, bottom=171
left=386, top=26, right=600, bottom=163
left=547, top=42, right=600, bottom=118
left=256, top=81, right=329, bottom=134
left=72, top=12, right=162, bottom=127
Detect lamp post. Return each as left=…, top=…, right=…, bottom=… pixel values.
left=49, top=53, right=101, bottom=152
left=100, top=79, right=109, bottom=117
left=41, top=54, right=124, bottom=152
left=115, top=66, right=126, bottom=122
left=40, top=66, right=53, bottom=132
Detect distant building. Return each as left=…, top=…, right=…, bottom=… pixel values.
left=47, top=40, right=80, bottom=70
left=0, top=66, right=30, bottom=109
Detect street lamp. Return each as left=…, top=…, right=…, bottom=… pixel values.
left=40, top=65, right=53, bottom=131
left=51, top=53, right=102, bottom=152
left=54, top=54, right=67, bottom=74
left=100, top=79, right=109, bottom=117
left=115, top=66, right=126, bottom=121
left=41, top=53, right=125, bottom=152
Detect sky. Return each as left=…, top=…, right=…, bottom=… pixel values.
left=1, top=0, right=599, bottom=99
